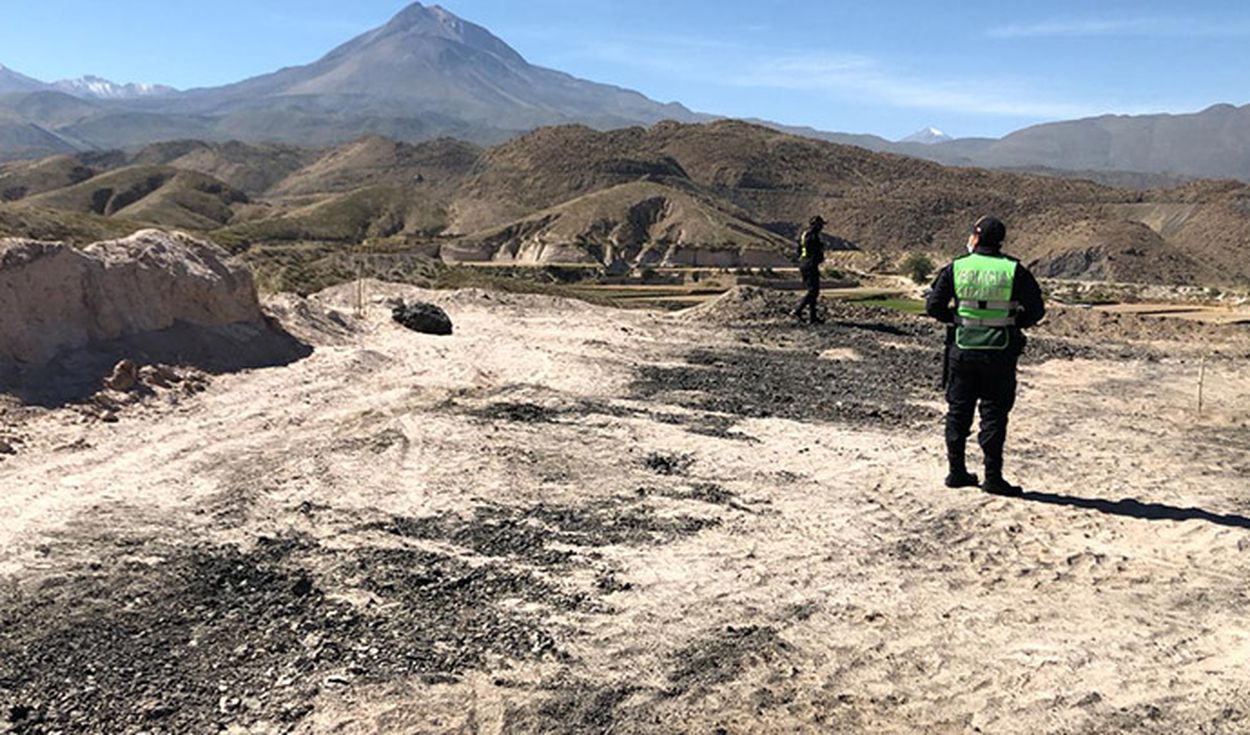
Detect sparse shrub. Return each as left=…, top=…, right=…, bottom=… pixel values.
left=901, top=253, right=935, bottom=285
left=822, top=266, right=845, bottom=280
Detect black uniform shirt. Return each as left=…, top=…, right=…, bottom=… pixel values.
left=926, top=245, right=1046, bottom=358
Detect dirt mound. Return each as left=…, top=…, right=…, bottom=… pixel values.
left=678, top=286, right=866, bottom=324
left=677, top=287, right=786, bottom=322
left=262, top=293, right=363, bottom=346
left=1, top=229, right=309, bottom=401
left=0, top=229, right=262, bottom=367
left=1038, top=305, right=1250, bottom=349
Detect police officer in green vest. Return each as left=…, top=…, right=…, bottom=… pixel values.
left=925, top=216, right=1045, bottom=497
left=792, top=216, right=827, bottom=324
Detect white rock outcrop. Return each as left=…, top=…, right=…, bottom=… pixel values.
left=0, top=229, right=263, bottom=367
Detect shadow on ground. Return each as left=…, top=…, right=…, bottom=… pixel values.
left=1022, top=492, right=1250, bottom=530
left=0, top=318, right=312, bottom=408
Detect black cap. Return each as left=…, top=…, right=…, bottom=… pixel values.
left=810, top=215, right=826, bottom=227
left=972, top=216, right=1006, bottom=248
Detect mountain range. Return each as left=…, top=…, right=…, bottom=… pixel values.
left=3, top=120, right=1248, bottom=290
left=0, top=2, right=1248, bottom=183
left=52, top=76, right=176, bottom=100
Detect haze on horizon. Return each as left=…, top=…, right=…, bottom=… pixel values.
left=0, top=0, right=1247, bottom=140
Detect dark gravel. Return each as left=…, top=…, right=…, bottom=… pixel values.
left=0, top=532, right=579, bottom=734
left=633, top=342, right=942, bottom=430
left=637, top=290, right=1169, bottom=432
left=667, top=625, right=792, bottom=696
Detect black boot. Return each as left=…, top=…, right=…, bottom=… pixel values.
left=945, top=444, right=978, bottom=488
left=809, top=308, right=825, bottom=325
left=982, top=474, right=1023, bottom=497
left=946, top=469, right=980, bottom=488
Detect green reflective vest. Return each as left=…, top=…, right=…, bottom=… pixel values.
left=952, top=253, right=1019, bottom=351
left=798, top=228, right=821, bottom=262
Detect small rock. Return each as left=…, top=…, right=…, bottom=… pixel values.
left=1077, top=692, right=1103, bottom=708
left=291, top=575, right=314, bottom=598
left=0, top=439, right=15, bottom=456
left=104, top=359, right=139, bottom=392
left=143, top=702, right=178, bottom=721
left=138, top=364, right=181, bottom=389
left=280, top=703, right=314, bottom=723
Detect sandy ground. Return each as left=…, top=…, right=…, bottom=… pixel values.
left=2, top=284, right=1249, bottom=734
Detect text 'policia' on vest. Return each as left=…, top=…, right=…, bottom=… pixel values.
left=952, top=254, right=1019, bottom=351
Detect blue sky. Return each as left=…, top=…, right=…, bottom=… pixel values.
left=1, top=0, right=1247, bottom=139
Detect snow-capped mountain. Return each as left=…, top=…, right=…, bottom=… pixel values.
left=900, top=126, right=953, bottom=145
left=51, top=75, right=176, bottom=100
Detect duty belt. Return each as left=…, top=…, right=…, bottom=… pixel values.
left=956, top=299, right=1019, bottom=311
left=956, top=315, right=1018, bottom=327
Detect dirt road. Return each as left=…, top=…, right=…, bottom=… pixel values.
left=2, top=285, right=1249, bottom=734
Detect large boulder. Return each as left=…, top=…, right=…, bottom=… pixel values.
left=392, top=300, right=453, bottom=336
left=0, top=229, right=263, bottom=367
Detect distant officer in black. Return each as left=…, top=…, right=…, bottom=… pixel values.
left=925, top=216, right=1045, bottom=497
left=793, top=216, right=827, bottom=324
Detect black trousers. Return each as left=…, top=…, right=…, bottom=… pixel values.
left=945, top=355, right=1018, bottom=478
left=796, top=263, right=820, bottom=317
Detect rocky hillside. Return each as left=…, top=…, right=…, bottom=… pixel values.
left=3, top=121, right=1249, bottom=285
left=446, top=181, right=796, bottom=267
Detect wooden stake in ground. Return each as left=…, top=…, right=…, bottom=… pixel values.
left=1197, top=355, right=1208, bottom=418
left=356, top=260, right=366, bottom=319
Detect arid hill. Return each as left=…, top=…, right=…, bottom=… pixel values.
left=2, top=120, right=1249, bottom=285
left=127, top=140, right=316, bottom=196
left=446, top=181, right=795, bottom=267
left=267, top=136, right=481, bottom=197
left=24, top=166, right=247, bottom=230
